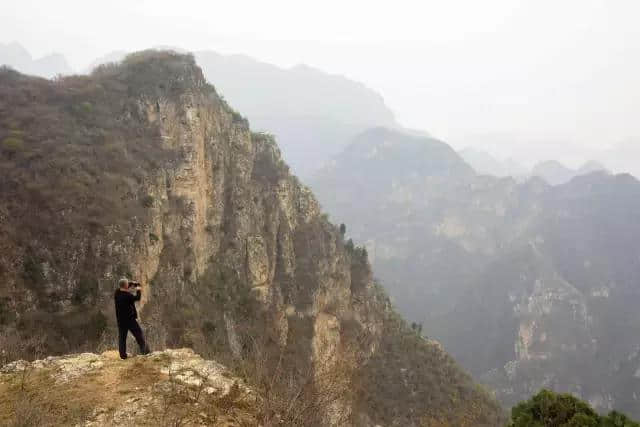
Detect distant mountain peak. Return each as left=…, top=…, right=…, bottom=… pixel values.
left=340, top=127, right=474, bottom=178
left=532, top=159, right=608, bottom=185
left=578, top=159, right=608, bottom=174
left=459, top=147, right=527, bottom=177
left=0, top=42, right=72, bottom=78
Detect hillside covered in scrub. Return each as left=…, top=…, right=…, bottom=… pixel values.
left=0, top=51, right=505, bottom=426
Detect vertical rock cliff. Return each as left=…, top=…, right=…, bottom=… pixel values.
left=0, top=51, right=505, bottom=425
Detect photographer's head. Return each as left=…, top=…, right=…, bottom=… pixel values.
left=119, top=277, right=129, bottom=289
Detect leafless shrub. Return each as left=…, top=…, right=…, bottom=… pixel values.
left=0, top=329, right=46, bottom=366
left=94, top=329, right=115, bottom=354
left=7, top=345, right=48, bottom=427
left=155, top=365, right=190, bottom=427
left=150, top=363, right=239, bottom=427
left=9, top=394, right=46, bottom=427
left=233, top=331, right=367, bottom=427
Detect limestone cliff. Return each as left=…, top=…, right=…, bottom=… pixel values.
left=0, top=51, right=505, bottom=425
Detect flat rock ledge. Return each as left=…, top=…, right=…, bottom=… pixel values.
left=0, top=348, right=257, bottom=426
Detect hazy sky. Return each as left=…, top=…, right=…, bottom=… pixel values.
left=3, top=0, right=640, bottom=167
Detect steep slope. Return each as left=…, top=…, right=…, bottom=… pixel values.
left=0, top=42, right=72, bottom=78
left=86, top=48, right=397, bottom=177
left=311, top=128, right=640, bottom=417
left=0, top=51, right=504, bottom=426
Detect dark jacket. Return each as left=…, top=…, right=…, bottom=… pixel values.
left=114, top=288, right=141, bottom=325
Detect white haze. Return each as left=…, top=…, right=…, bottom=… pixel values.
left=2, top=0, right=639, bottom=170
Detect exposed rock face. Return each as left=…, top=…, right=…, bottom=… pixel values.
left=0, top=52, right=504, bottom=425
left=311, top=127, right=640, bottom=417
left=0, top=349, right=257, bottom=426
left=195, top=52, right=399, bottom=176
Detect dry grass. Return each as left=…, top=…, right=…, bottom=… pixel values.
left=0, top=351, right=259, bottom=426
left=0, top=354, right=159, bottom=425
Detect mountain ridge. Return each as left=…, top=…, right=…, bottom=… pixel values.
left=0, top=50, right=505, bottom=426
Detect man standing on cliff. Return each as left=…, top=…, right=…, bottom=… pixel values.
left=114, top=277, right=150, bottom=359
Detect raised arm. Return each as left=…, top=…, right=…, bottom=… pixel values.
left=124, top=288, right=141, bottom=302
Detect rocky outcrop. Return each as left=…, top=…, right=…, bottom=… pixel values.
left=0, top=349, right=257, bottom=426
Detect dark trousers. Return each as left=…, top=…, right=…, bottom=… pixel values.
left=118, top=319, right=150, bottom=359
